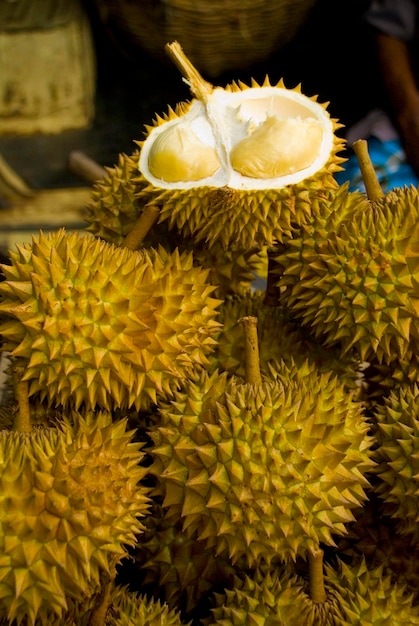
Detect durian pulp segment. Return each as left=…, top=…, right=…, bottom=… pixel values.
left=140, top=86, right=334, bottom=190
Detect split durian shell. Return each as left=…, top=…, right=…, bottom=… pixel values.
left=136, top=78, right=345, bottom=250
left=148, top=363, right=374, bottom=566
left=0, top=229, right=222, bottom=411
left=0, top=411, right=150, bottom=626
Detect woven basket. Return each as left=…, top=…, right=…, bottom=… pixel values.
left=95, top=0, right=319, bottom=77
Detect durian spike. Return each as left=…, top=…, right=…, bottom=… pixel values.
left=11, top=361, right=31, bottom=433
left=308, top=548, right=327, bottom=604
left=352, top=139, right=384, bottom=202
left=239, top=316, right=262, bottom=385
left=123, top=204, right=161, bottom=250
left=165, top=41, right=214, bottom=101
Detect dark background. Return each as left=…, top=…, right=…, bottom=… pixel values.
left=0, top=0, right=381, bottom=191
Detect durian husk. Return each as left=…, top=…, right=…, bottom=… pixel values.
left=0, top=411, right=150, bottom=626
left=205, top=557, right=419, bottom=625
left=209, top=289, right=364, bottom=396
left=0, top=229, right=222, bottom=411
left=275, top=184, right=419, bottom=365
left=133, top=500, right=238, bottom=616
left=372, top=381, right=419, bottom=541
left=148, top=362, right=374, bottom=566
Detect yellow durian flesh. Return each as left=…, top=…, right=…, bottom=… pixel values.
left=230, top=115, right=323, bottom=178
left=139, top=84, right=335, bottom=191
left=148, top=120, right=221, bottom=182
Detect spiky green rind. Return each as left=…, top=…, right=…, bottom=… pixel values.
left=0, top=412, right=150, bottom=626
left=209, top=290, right=363, bottom=393
left=135, top=501, right=237, bottom=615
left=324, top=558, right=419, bottom=625
left=149, top=365, right=374, bottom=566
left=276, top=185, right=419, bottom=364
left=135, top=78, right=346, bottom=251
left=63, top=584, right=189, bottom=626
left=85, top=152, right=144, bottom=244
left=204, top=566, right=345, bottom=626
left=206, top=559, right=419, bottom=626
left=137, top=174, right=339, bottom=252
left=0, top=229, right=221, bottom=410
left=84, top=152, right=176, bottom=249
left=104, top=585, right=189, bottom=626
left=336, top=497, right=419, bottom=604
left=372, top=382, right=419, bottom=537
left=192, top=244, right=263, bottom=299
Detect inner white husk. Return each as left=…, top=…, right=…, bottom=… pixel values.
left=139, top=86, right=334, bottom=191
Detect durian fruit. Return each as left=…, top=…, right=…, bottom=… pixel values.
left=335, top=496, right=419, bottom=606
left=0, top=229, right=222, bottom=410
left=210, top=289, right=364, bottom=395
left=63, top=584, right=189, bottom=626
left=101, top=585, right=189, bottom=626
left=190, top=244, right=265, bottom=299
left=134, top=500, right=238, bottom=617
left=372, top=381, right=419, bottom=542
left=206, top=556, right=419, bottom=625
left=0, top=409, right=151, bottom=626
left=274, top=144, right=419, bottom=365
left=148, top=316, right=374, bottom=567
left=135, top=41, right=345, bottom=251
left=85, top=151, right=180, bottom=251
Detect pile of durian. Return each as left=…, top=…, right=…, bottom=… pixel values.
left=1, top=41, right=419, bottom=625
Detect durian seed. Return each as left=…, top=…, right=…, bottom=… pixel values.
left=352, top=138, right=384, bottom=202
left=309, top=548, right=327, bottom=604
left=230, top=116, right=323, bottom=179
left=11, top=361, right=31, bottom=433
left=123, top=204, right=161, bottom=250
left=239, top=316, right=261, bottom=385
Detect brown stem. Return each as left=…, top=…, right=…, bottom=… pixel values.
left=308, top=548, right=327, bottom=604
left=165, top=41, right=214, bottom=101
left=239, top=316, right=261, bottom=385
left=12, top=362, right=32, bottom=433
left=90, top=577, right=112, bottom=626
left=352, top=139, right=384, bottom=202
left=123, top=204, right=161, bottom=250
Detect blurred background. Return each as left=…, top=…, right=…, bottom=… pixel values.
left=0, top=0, right=378, bottom=253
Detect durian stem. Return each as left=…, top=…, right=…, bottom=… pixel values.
left=308, top=548, right=327, bottom=604
left=239, top=316, right=262, bottom=385
left=90, top=577, right=112, bottom=626
left=12, top=362, right=32, bottom=433
left=123, top=204, right=161, bottom=250
left=352, top=139, right=384, bottom=202
left=165, top=41, right=214, bottom=101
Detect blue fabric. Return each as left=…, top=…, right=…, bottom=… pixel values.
left=335, top=136, right=419, bottom=193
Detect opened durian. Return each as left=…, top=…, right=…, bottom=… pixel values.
left=0, top=229, right=221, bottom=411
left=135, top=42, right=345, bottom=250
